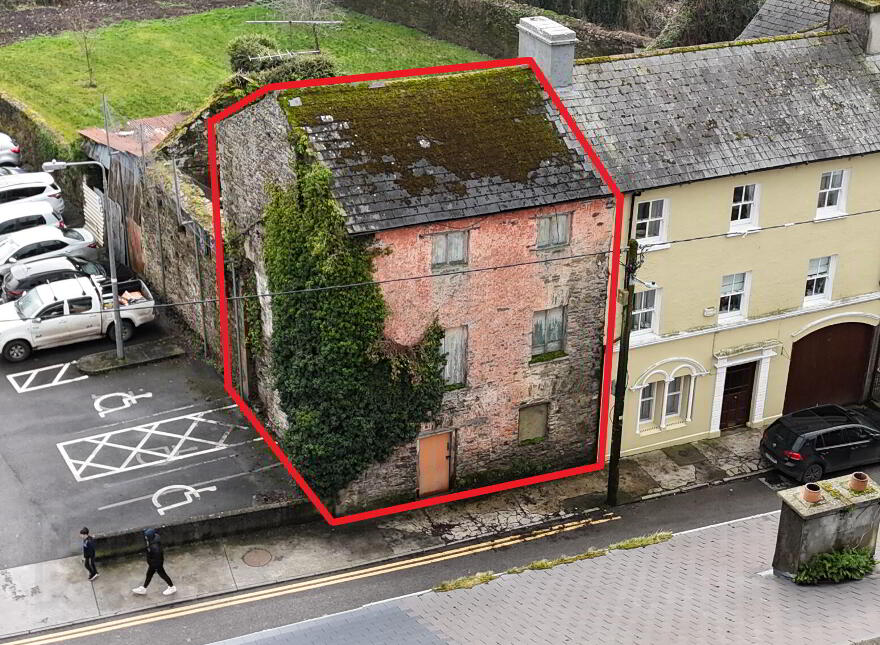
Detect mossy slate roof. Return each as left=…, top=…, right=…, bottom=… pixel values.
left=564, top=33, right=880, bottom=192
left=283, top=68, right=604, bottom=234
left=738, top=0, right=830, bottom=40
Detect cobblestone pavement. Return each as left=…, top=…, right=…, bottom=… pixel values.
left=213, top=512, right=880, bottom=645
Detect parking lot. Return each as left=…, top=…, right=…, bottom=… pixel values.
left=0, top=326, right=294, bottom=569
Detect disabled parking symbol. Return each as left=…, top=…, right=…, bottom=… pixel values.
left=151, top=484, right=218, bottom=516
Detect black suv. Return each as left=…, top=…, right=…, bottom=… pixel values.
left=760, top=404, right=880, bottom=482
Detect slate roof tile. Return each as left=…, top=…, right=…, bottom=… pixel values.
left=739, top=0, right=830, bottom=40
left=566, top=32, right=880, bottom=192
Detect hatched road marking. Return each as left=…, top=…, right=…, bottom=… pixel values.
left=57, top=405, right=261, bottom=482
left=6, top=362, right=88, bottom=393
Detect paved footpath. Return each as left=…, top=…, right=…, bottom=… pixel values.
left=212, top=512, right=880, bottom=645
left=0, top=426, right=771, bottom=639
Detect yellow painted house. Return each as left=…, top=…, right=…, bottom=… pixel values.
left=534, top=0, right=880, bottom=456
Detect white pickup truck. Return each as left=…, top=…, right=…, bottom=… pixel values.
left=0, top=275, right=155, bottom=362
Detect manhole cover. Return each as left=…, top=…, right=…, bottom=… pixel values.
left=242, top=548, right=273, bottom=567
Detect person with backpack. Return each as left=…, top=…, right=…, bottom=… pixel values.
left=80, top=527, right=99, bottom=581
left=132, top=528, right=176, bottom=596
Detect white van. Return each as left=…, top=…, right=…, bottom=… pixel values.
left=0, top=172, right=65, bottom=216
left=0, top=202, right=63, bottom=240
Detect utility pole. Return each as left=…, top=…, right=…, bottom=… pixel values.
left=606, top=238, right=639, bottom=507
left=101, top=95, right=125, bottom=359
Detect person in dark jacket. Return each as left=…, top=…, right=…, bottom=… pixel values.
left=132, top=529, right=176, bottom=596
left=80, top=527, right=99, bottom=581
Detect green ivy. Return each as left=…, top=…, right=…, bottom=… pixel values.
left=794, top=548, right=877, bottom=585
left=262, top=127, right=445, bottom=502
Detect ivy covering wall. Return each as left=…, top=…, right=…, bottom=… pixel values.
left=262, top=122, right=446, bottom=502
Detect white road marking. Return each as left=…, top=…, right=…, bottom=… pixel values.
left=96, top=463, right=281, bottom=511
left=152, top=484, right=218, bottom=515
left=6, top=362, right=88, bottom=393
left=93, top=391, right=153, bottom=418
left=57, top=404, right=260, bottom=482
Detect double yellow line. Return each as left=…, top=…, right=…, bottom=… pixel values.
left=6, top=513, right=619, bottom=645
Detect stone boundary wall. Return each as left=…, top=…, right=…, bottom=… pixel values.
left=0, top=92, right=85, bottom=221
left=335, top=0, right=648, bottom=60
left=93, top=498, right=316, bottom=559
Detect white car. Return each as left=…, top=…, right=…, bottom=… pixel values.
left=0, top=225, right=97, bottom=277
left=0, top=133, right=20, bottom=167
left=0, top=275, right=155, bottom=362
left=0, top=172, right=64, bottom=216
left=0, top=202, right=64, bottom=241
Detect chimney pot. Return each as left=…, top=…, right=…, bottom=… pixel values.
left=516, top=16, right=578, bottom=88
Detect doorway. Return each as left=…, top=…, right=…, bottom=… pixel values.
left=418, top=432, right=451, bottom=496
left=720, top=361, right=756, bottom=428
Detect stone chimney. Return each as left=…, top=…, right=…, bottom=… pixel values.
left=829, top=0, right=880, bottom=54
left=516, top=16, right=578, bottom=88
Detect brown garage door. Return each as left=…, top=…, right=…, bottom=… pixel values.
left=783, top=323, right=876, bottom=414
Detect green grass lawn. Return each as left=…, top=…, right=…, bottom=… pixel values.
left=0, top=6, right=486, bottom=141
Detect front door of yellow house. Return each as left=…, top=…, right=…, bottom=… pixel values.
left=418, top=432, right=451, bottom=496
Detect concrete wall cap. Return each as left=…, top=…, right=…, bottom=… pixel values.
left=516, top=17, right=578, bottom=45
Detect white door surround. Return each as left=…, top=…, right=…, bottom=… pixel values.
left=710, top=346, right=778, bottom=432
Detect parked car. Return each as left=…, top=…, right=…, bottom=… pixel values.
left=1, top=255, right=128, bottom=301
left=0, top=172, right=64, bottom=216
left=0, top=133, right=20, bottom=167
left=0, top=166, right=27, bottom=177
left=760, top=404, right=880, bottom=482
left=0, top=275, right=155, bottom=362
left=0, top=226, right=97, bottom=277
left=0, top=201, right=63, bottom=241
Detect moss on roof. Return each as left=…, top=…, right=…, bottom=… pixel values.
left=839, top=0, right=880, bottom=11
left=279, top=67, right=574, bottom=198
left=575, top=28, right=848, bottom=67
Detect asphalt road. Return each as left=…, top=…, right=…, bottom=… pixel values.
left=0, top=326, right=294, bottom=569
left=16, top=463, right=880, bottom=645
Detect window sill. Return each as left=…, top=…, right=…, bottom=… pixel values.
left=802, top=297, right=831, bottom=309
left=637, top=241, right=670, bottom=252
left=444, top=383, right=467, bottom=392
left=638, top=421, right=688, bottom=436
left=726, top=225, right=760, bottom=237
left=431, top=264, right=468, bottom=275
left=630, top=332, right=659, bottom=348
left=529, top=350, right=568, bottom=365
left=717, top=314, right=746, bottom=326
left=814, top=211, right=847, bottom=222
left=533, top=243, right=570, bottom=253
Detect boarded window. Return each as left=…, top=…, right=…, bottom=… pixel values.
left=532, top=306, right=565, bottom=355
left=432, top=231, right=468, bottom=268
left=536, top=213, right=570, bottom=248
left=519, top=403, right=549, bottom=442
left=441, top=326, right=467, bottom=385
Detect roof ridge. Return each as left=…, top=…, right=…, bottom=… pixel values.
left=574, top=28, right=850, bottom=67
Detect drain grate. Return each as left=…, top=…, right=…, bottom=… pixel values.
left=242, top=548, right=273, bottom=567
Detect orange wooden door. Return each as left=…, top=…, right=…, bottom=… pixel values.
left=419, top=433, right=451, bottom=496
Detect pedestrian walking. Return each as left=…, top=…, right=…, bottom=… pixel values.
left=80, top=527, right=99, bottom=581
left=131, top=528, right=176, bottom=596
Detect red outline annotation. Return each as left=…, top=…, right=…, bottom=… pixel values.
left=205, top=58, right=625, bottom=526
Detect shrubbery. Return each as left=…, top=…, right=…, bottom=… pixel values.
left=227, top=33, right=283, bottom=73
left=252, top=55, right=336, bottom=85
left=795, top=548, right=877, bottom=585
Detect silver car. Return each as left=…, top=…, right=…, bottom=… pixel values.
left=0, top=133, right=21, bottom=167
left=0, top=202, right=64, bottom=241
left=0, top=225, right=98, bottom=277
left=0, top=172, right=65, bottom=216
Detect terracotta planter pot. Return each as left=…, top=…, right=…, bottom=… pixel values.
left=849, top=471, right=869, bottom=492
left=802, top=482, right=822, bottom=503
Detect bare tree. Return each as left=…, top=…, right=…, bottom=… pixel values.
left=70, top=5, right=97, bottom=87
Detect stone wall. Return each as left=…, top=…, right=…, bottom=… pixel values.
left=0, top=92, right=85, bottom=222
left=137, top=159, right=242, bottom=385
left=215, top=93, right=296, bottom=430
left=334, top=0, right=648, bottom=60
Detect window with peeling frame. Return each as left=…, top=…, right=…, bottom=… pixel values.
left=431, top=230, right=468, bottom=269
left=532, top=306, right=565, bottom=355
